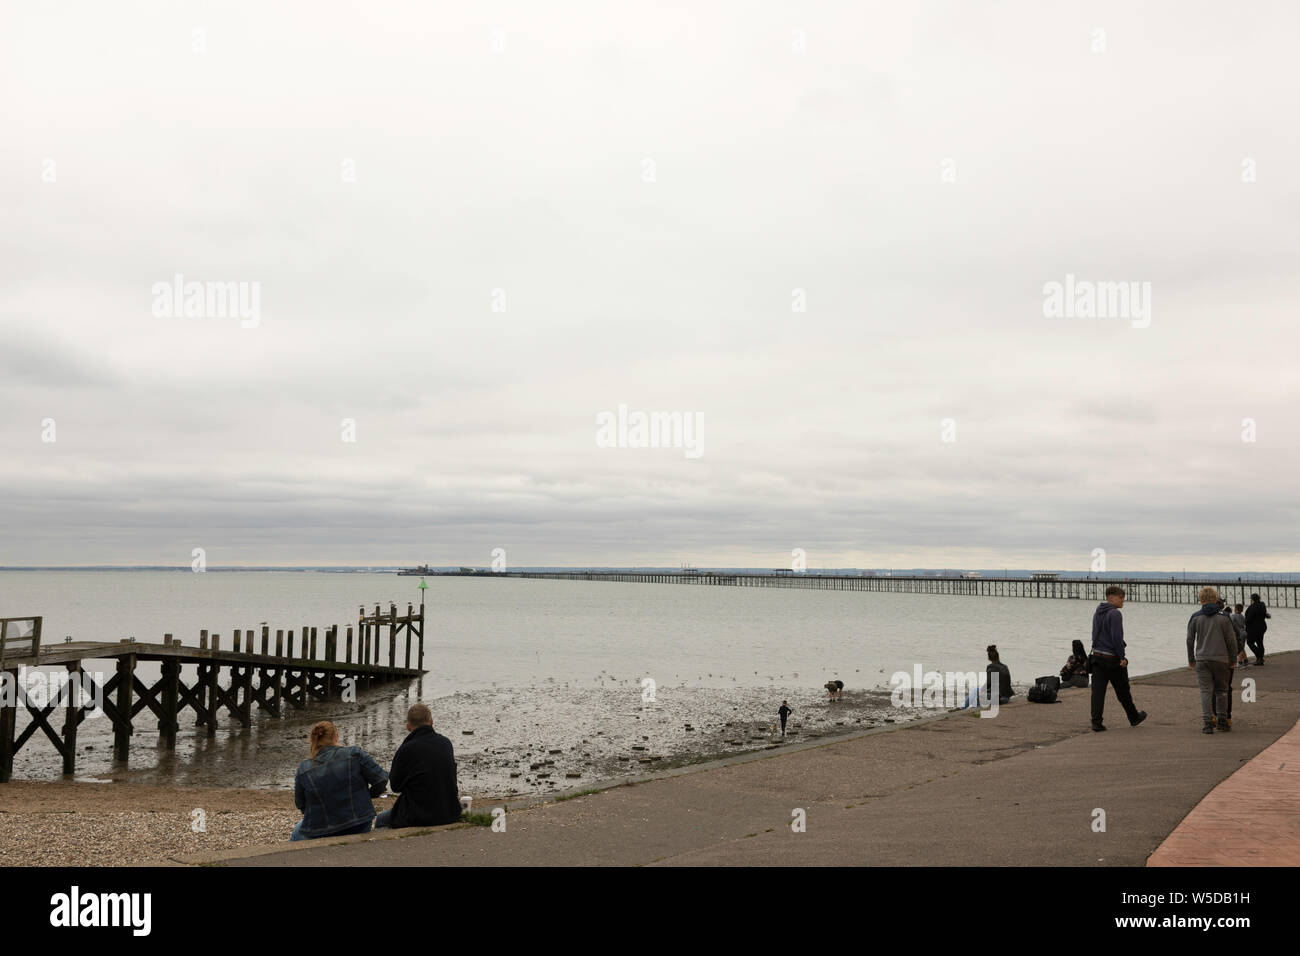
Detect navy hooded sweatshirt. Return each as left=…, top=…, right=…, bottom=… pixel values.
left=1091, top=601, right=1126, bottom=658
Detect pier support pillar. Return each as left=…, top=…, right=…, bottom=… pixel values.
left=159, top=659, right=180, bottom=748
left=1, top=668, right=17, bottom=783
left=113, top=654, right=135, bottom=762
left=62, top=662, right=80, bottom=775
left=204, top=663, right=219, bottom=737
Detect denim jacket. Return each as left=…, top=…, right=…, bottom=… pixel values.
left=294, top=745, right=389, bottom=838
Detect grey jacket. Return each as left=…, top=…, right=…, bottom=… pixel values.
left=1187, top=605, right=1238, bottom=664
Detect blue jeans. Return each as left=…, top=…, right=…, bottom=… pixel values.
left=374, top=809, right=393, bottom=830
left=290, top=818, right=374, bottom=842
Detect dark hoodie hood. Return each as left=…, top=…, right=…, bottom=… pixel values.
left=1199, top=603, right=1221, bottom=618
left=1095, top=601, right=1118, bottom=617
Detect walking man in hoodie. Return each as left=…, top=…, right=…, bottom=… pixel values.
left=1089, top=586, right=1147, bottom=732
left=1188, top=587, right=1239, bottom=734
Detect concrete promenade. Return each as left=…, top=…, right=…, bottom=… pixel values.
left=180, top=651, right=1300, bottom=867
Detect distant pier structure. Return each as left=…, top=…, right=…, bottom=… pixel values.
left=479, top=570, right=1298, bottom=609
left=0, top=602, right=425, bottom=783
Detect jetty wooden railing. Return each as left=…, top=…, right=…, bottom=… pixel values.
left=0, top=616, right=41, bottom=662
left=0, top=602, right=425, bottom=783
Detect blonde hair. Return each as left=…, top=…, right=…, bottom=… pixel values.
left=309, top=720, right=338, bottom=760
left=1198, top=586, right=1220, bottom=605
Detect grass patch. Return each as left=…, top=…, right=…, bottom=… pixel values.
left=460, top=811, right=497, bottom=827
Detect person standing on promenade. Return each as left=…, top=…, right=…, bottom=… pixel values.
left=1188, top=586, right=1239, bottom=734
left=1244, top=593, right=1270, bottom=665
left=1230, top=603, right=1249, bottom=668
left=291, top=720, right=389, bottom=841
left=374, top=703, right=463, bottom=829
left=1089, top=586, right=1148, bottom=732
left=778, top=700, right=793, bottom=735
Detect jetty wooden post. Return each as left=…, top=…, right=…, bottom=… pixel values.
left=388, top=604, right=397, bottom=669
left=310, top=627, right=318, bottom=661
left=233, top=630, right=241, bottom=656
left=345, top=626, right=353, bottom=663
left=405, top=603, right=413, bottom=669
left=269, top=663, right=283, bottom=715
left=113, top=650, right=135, bottom=761
left=417, top=578, right=427, bottom=671
left=200, top=629, right=208, bottom=650
left=62, top=662, right=80, bottom=775
left=261, top=625, right=270, bottom=656
left=276, top=629, right=284, bottom=657
left=286, top=629, right=295, bottom=659
left=204, top=659, right=219, bottom=738
left=0, top=667, right=17, bottom=783
left=159, top=658, right=180, bottom=749
left=245, top=628, right=255, bottom=654
left=239, top=666, right=253, bottom=726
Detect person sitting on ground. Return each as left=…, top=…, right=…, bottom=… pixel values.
left=375, top=703, right=463, bottom=829
left=292, top=720, right=389, bottom=841
left=985, top=645, right=1013, bottom=704
left=1059, top=638, right=1090, bottom=688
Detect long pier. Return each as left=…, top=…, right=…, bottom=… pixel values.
left=487, top=571, right=1299, bottom=608
left=0, top=602, right=426, bottom=783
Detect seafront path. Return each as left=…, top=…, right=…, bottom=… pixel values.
left=182, top=651, right=1300, bottom=867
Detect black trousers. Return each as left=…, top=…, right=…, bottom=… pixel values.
left=1090, top=655, right=1140, bottom=725
left=1246, top=634, right=1265, bottom=663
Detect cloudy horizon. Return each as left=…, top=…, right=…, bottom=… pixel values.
left=4, top=1, right=1299, bottom=573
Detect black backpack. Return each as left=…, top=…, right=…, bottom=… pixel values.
left=1027, top=676, right=1059, bottom=703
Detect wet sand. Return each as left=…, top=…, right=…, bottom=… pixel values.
left=0, top=687, right=927, bottom=865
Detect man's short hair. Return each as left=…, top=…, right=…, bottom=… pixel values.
left=1198, top=586, right=1219, bottom=604
left=1234, top=604, right=1244, bottom=612
left=1250, top=593, right=1261, bottom=601
left=1105, top=585, right=1125, bottom=598
left=406, top=703, right=433, bottom=727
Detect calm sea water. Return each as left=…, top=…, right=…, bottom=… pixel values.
left=1, top=571, right=1291, bottom=791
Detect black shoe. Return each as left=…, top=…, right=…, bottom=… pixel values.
left=1218, top=719, right=1231, bottom=732
left=1202, top=723, right=1215, bottom=734
left=1130, top=711, right=1148, bottom=727
left=1091, top=723, right=1107, bottom=732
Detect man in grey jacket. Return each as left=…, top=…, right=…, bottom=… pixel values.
left=1187, top=587, right=1239, bottom=734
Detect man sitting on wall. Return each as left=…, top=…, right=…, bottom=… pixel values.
left=375, top=703, right=463, bottom=829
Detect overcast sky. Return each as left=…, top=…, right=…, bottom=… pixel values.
left=3, top=1, right=1298, bottom=571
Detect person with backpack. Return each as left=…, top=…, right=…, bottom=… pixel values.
left=1244, top=593, right=1270, bottom=665
left=1059, top=638, right=1089, bottom=688
left=1188, top=587, right=1239, bottom=734
left=1089, top=586, right=1148, bottom=732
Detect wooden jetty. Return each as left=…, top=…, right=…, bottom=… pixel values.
left=484, top=570, right=1300, bottom=609
left=0, top=602, right=426, bottom=783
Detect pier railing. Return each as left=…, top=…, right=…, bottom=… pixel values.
left=484, top=571, right=1299, bottom=609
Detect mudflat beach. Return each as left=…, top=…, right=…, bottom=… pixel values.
left=0, top=687, right=919, bottom=865
left=7, top=653, right=1297, bottom=867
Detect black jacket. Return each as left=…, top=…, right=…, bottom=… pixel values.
left=1244, top=602, right=1269, bottom=638
left=389, top=726, right=462, bottom=828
